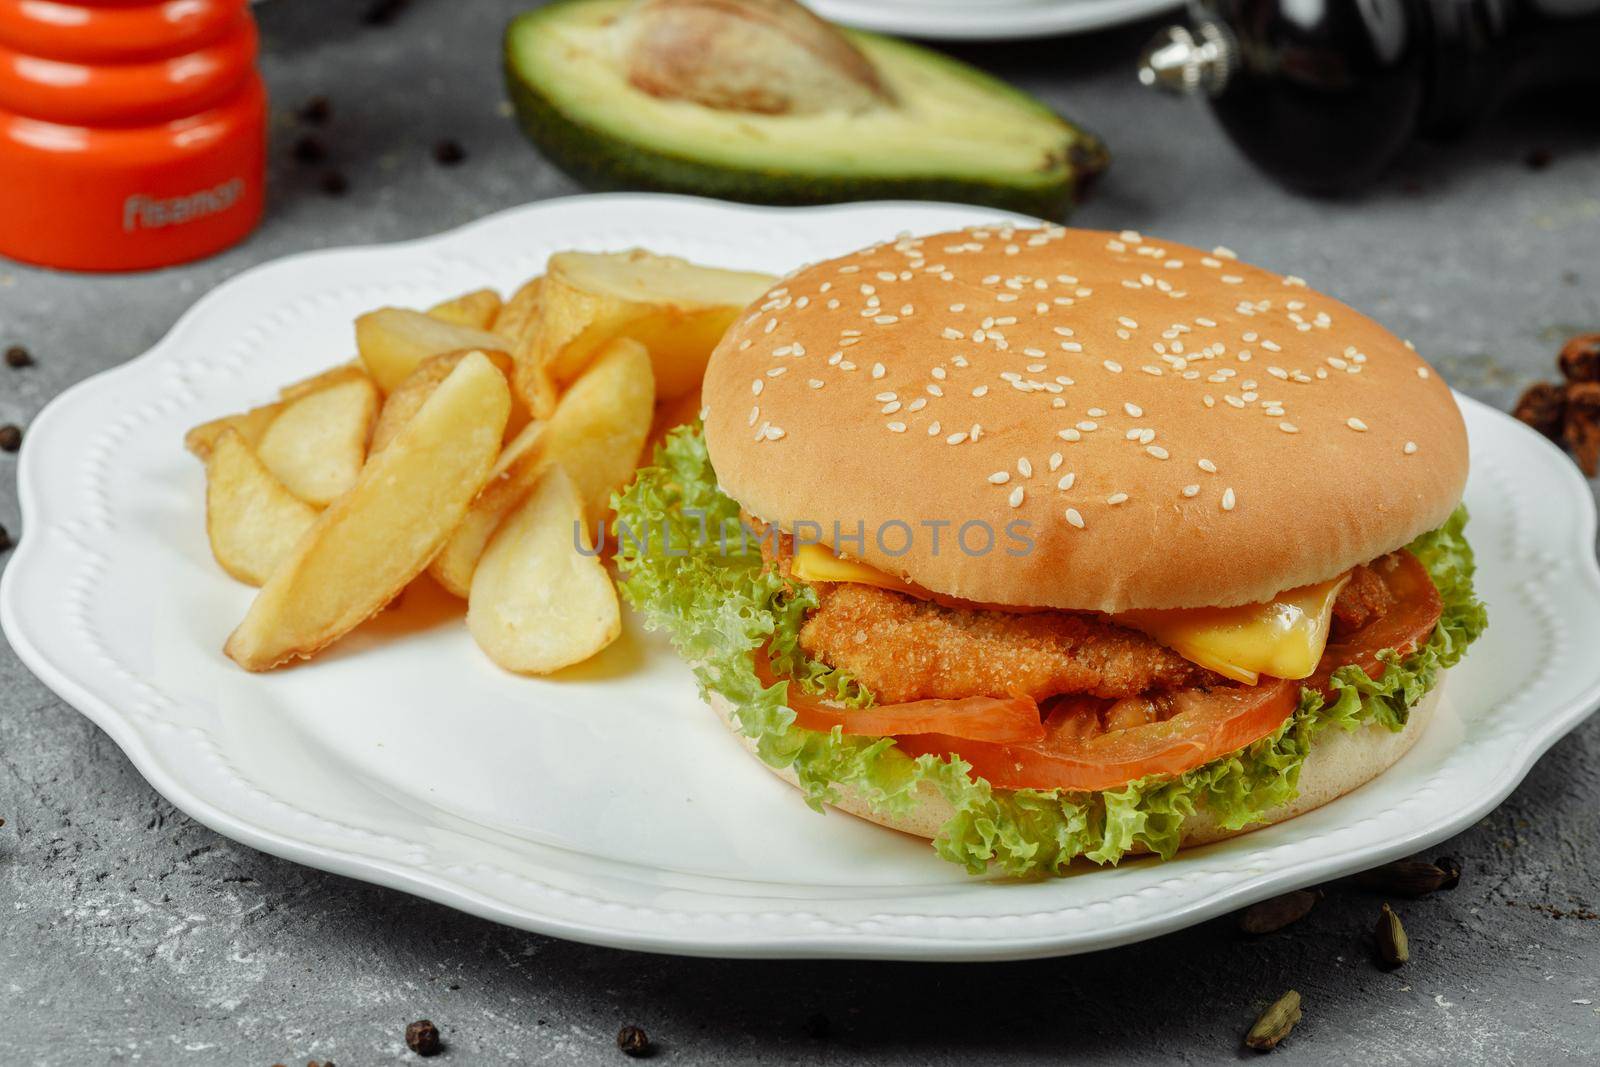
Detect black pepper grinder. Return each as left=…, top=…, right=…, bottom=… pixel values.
left=1138, top=0, right=1600, bottom=194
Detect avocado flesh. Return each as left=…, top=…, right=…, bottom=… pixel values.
left=504, top=0, right=1108, bottom=219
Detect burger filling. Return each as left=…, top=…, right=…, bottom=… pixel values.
left=615, top=428, right=1487, bottom=875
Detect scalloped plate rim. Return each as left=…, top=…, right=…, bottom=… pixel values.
left=3, top=194, right=1599, bottom=961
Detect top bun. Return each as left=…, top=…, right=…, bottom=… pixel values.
left=702, top=225, right=1468, bottom=611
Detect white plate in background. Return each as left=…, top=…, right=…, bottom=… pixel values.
left=4, top=194, right=1599, bottom=960
left=805, top=0, right=1182, bottom=40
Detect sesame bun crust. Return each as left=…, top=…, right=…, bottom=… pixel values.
left=703, top=226, right=1468, bottom=611
left=712, top=679, right=1443, bottom=856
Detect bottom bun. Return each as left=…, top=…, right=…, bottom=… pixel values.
left=713, top=675, right=1445, bottom=857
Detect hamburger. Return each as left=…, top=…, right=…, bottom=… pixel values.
left=614, top=224, right=1487, bottom=875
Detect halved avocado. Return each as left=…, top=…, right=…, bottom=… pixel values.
left=504, top=0, right=1108, bottom=219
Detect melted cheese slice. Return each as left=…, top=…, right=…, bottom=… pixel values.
left=1114, top=574, right=1351, bottom=685
left=789, top=543, right=1349, bottom=686
left=791, top=543, right=923, bottom=596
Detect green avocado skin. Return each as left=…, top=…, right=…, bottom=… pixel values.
left=502, top=9, right=1109, bottom=221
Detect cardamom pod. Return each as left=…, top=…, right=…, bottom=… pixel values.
left=1352, top=859, right=1450, bottom=897
left=1434, top=855, right=1462, bottom=890
left=1238, top=889, right=1322, bottom=935
left=1376, top=903, right=1410, bottom=969
left=1245, top=990, right=1302, bottom=1051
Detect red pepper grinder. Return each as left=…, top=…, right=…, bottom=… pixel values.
left=0, top=0, right=267, bottom=272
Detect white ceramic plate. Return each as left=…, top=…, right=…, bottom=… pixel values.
left=804, top=0, right=1182, bottom=40
left=4, top=195, right=1599, bottom=962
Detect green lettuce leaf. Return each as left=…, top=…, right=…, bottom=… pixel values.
left=614, top=426, right=1487, bottom=876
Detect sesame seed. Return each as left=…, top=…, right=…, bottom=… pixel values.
left=907, top=398, right=927, bottom=412
left=764, top=426, right=785, bottom=441
left=989, top=471, right=1011, bottom=484
left=1064, top=508, right=1085, bottom=529
left=808, top=379, right=824, bottom=389
left=1087, top=407, right=1107, bottom=418
left=751, top=380, right=763, bottom=395
left=1061, top=342, right=1083, bottom=353
left=972, top=385, right=989, bottom=397
left=881, top=401, right=901, bottom=414
left=1077, top=420, right=1098, bottom=432
left=1008, top=487, right=1025, bottom=508
left=1057, top=472, right=1076, bottom=490
left=1017, top=457, right=1033, bottom=477
left=946, top=431, right=968, bottom=445
left=928, top=421, right=941, bottom=435
left=1049, top=452, right=1063, bottom=471
left=874, top=391, right=896, bottom=402
left=1182, top=484, right=1200, bottom=498
left=1118, top=316, right=1139, bottom=329
left=1221, top=488, right=1236, bottom=511
left=932, top=366, right=947, bottom=380
left=886, top=421, right=906, bottom=433
left=1103, top=360, right=1123, bottom=373
left=874, top=315, right=898, bottom=325
left=927, top=384, right=944, bottom=397
left=1198, top=458, right=1217, bottom=473
left=1279, top=422, right=1298, bottom=434
left=1124, top=402, right=1143, bottom=417
left=1417, top=367, right=1431, bottom=379
left=1107, top=492, right=1129, bottom=505
left=871, top=363, right=886, bottom=379
left=1347, top=417, right=1368, bottom=432
left=1404, top=441, right=1419, bottom=454
left=1146, top=445, right=1169, bottom=460
left=1058, top=428, right=1082, bottom=442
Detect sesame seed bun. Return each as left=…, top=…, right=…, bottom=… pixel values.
left=703, top=225, right=1468, bottom=611
left=711, top=679, right=1443, bottom=856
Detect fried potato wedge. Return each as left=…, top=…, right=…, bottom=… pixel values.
left=255, top=377, right=379, bottom=506
left=279, top=361, right=370, bottom=402
left=430, top=338, right=653, bottom=597
left=515, top=250, right=771, bottom=416
left=185, top=400, right=285, bottom=461
left=354, top=307, right=511, bottom=394
left=428, top=288, right=503, bottom=330
left=370, top=348, right=520, bottom=454
left=225, top=353, right=511, bottom=671
left=204, top=429, right=320, bottom=586
left=542, top=337, right=656, bottom=524
left=491, top=276, right=543, bottom=347
left=428, top=419, right=548, bottom=598
left=467, top=465, right=620, bottom=674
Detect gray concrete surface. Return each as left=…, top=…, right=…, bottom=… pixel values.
left=3, top=1, right=1599, bottom=1063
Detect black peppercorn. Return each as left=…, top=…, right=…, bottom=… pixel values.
left=319, top=171, right=349, bottom=196
left=404, top=1019, right=442, bottom=1057
left=4, top=345, right=31, bottom=368
left=616, top=1024, right=651, bottom=1058
left=432, top=139, right=466, bottom=166
left=362, top=0, right=409, bottom=26
left=0, top=424, right=22, bottom=452
left=292, top=135, right=327, bottom=164
left=297, top=95, right=331, bottom=125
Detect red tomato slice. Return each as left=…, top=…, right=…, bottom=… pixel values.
left=895, top=681, right=1298, bottom=792
left=753, top=650, right=1045, bottom=744
left=1313, top=550, right=1442, bottom=687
